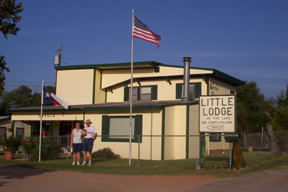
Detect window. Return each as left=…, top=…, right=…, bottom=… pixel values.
left=16, top=127, right=24, bottom=140
left=176, top=83, right=201, bottom=99
left=209, top=133, right=222, bottom=142
left=102, top=115, right=142, bottom=142
left=140, top=87, right=152, bottom=101
left=124, top=85, right=157, bottom=101
left=0, top=127, right=6, bottom=142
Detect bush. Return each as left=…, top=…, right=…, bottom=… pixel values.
left=4, top=136, right=21, bottom=152
left=92, top=148, right=120, bottom=161
left=22, top=137, right=61, bottom=161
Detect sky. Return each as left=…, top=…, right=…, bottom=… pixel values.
left=1, top=0, right=288, bottom=97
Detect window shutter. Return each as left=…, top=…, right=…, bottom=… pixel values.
left=135, top=115, right=142, bottom=143
left=176, top=83, right=183, bottom=99
left=195, top=83, right=202, bottom=98
left=151, top=85, right=158, bottom=100
left=124, top=87, right=129, bottom=101
left=102, top=116, right=110, bottom=141
left=137, top=87, right=140, bottom=100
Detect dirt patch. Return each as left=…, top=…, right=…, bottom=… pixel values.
left=0, top=166, right=221, bottom=192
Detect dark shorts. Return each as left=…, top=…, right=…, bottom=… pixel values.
left=82, top=138, right=94, bottom=152
left=72, top=143, right=82, bottom=153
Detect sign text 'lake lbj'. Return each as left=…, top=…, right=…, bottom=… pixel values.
left=200, top=95, right=235, bottom=133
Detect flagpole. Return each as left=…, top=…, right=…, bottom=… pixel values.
left=129, top=8, right=135, bottom=168
left=38, top=80, right=44, bottom=162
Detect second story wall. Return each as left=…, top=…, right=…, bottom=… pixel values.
left=209, top=78, right=236, bottom=96
left=56, top=69, right=94, bottom=105
left=101, top=65, right=212, bottom=89
left=94, top=70, right=105, bottom=104
left=55, top=62, right=241, bottom=105
left=106, top=79, right=208, bottom=103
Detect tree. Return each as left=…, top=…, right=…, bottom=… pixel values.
left=277, top=84, right=288, bottom=108
left=272, top=83, right=288, bottom=130
left=0, top=85, right=56, bottom=115
left=236, top=82, right=272, bottom=133
left=0, top=56, right=9, bottom=95
left=0, top=0, right=23, bottom=38
left=0, top=0, right=23, bottom=95
left=236, top=82, right=273, bottom=148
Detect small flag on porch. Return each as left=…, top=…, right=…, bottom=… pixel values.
left=133, top=16, right=161, bottom=47
left=43, top=87, right=69, bottom=109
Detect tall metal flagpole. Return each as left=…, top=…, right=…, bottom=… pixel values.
left=38, top=80, right=44, bottom=162
left=129, top=8, right=135, bottom=168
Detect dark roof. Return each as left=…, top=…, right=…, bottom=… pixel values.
left=55, top=61, right=161, bottom=70
left=9, top=100, right=198, bottom=113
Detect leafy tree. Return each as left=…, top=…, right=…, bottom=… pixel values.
left=45, top=85, right=56, bottom=93
left=273, top=107, right=288, bottom=130
left=0, top=85, right=34, bottom=114
left=277, top=84, right=288, bottom=108
left=272, top=83, right=288, bottom=130
left=0, top=56, right=9, bottom=95
left=0, top=0, right=23, bottom=38
left=0, top=85, right=56, bottom=115
left=30, top=86, right=56, bottom=106
left=31, top=92, right=40, bottom=106
left=236, top=82, right=272, bottom=133
left=236, top=82, right=274, bottom=148
left=0, top=0, right=23, bottom=95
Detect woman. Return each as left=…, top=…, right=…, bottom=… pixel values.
left=70, top=122, right=82, bottom=166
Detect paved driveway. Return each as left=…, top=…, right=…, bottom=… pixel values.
left=0, top=166, right=288, bottom=192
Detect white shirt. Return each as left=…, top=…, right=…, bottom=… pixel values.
left=84, top=126, right=97, bottom=139
left=72, top=128, right=82, bottom=144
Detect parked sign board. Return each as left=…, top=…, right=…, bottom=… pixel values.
left=199, top=95, right=235, bottom=133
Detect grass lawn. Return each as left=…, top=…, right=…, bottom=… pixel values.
left=1, top=152, right=288, bottom=177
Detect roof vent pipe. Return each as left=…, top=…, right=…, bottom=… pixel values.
left=183, top=57, right=191, bottom=102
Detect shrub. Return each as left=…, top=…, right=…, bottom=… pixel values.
left=22, top=137, right=60, bottom=161
left=41, top=138, right=60, bottom=160
left=92, top=148, right=120, bottom=161
left=4, top=136, right=21, bottom=152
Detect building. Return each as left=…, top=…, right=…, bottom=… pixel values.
left=9, top=59, right=244, bottom=160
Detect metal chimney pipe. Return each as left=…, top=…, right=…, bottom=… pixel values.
left=183, top=57, right=191, bottom=102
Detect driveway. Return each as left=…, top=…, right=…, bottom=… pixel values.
left=0, top=166, right=288, bottom=192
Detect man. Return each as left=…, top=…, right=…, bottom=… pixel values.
left=81, top=119, right=97, bottom=166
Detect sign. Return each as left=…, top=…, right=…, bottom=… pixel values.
left=200, top=95, right=235, bottom=133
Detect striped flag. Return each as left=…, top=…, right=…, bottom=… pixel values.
left=43, top=87, right=70, bottom=109
left=133, top=16, right=161, bottom=47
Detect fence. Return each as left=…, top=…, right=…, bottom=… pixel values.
left=240, top=132, right=270, bottom=151
left=44, top=135, right=70, bottom=149
left=240, top=130, right=288, bottom=152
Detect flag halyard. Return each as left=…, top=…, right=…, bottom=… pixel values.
left=133, top=16, right=161, bottom=47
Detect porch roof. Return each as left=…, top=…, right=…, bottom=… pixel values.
left=9, top=100, right=198, bottom=113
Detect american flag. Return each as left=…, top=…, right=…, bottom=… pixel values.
left=133, top=16, right=161, bottom=47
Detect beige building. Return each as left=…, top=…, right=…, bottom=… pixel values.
left=10, top=61, right=243, bottom=160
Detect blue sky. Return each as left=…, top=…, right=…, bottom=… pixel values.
left=1, top=0, right=287, bottom=97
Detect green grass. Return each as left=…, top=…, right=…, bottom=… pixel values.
left=1, top=152, right=288, bottom=177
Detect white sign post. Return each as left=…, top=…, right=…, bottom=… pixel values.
left=200, top=95, right=235, bottom=133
